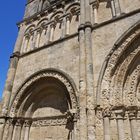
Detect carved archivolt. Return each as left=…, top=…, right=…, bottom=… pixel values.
left=9, top=69, right=78, bottom=118
left=97, top=21, right=140, bottom=110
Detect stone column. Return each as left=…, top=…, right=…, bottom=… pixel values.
left=20, top=37, right=26, bottom=53
left=91, top=0, right=99, bottom=25
left=50, top=23, right=55, bottom=42
left=79, top=1, right=87, bottom=138
left=23, top=120, right=31, bottom=140
left=78, top=25, right=87, bottom=140
left=114, top=0, right=121, bottom=16
left=29, top=33, right=34, bottom=51
left=104, top=117, right=110, bottom=140
left=41, top=28, right=46, bottom=46
left=20, top=122, right=25, bottom=140
left=27, top=35, right=33, bottom=52
left=129, top=110, right=138, bottom=140
left=35, top=30, right=41, bottom=48
left=2, top=120, right=10, bottom=140
left=12, top=120, right=22, bottom=140
left=115, top=109, right=125, bottom=140
left=110, top=0, right=116, bottom=17
left=85, top=23, right=95, bottom=140
left=23, top=36, right=29, bottom=53
left=20, top=120, right=31, bottom=140
left=38, top=0, right=43, bottom=11
left=85, top=0, right=95, bottom=139
left=32, top=30, right=37, bottom=49
left=103, top=109, right=111, bottom=140
left=7, top=119, right=15, bottom=140
left=46, top=25, right=51, bottom=44
left=66, top=16, right=70, bottom=35
left=0, top=118, right=5, bottom=140
left=61, top=17, right=66, bottom=38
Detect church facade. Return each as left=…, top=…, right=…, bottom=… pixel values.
left=0, top=0, right=140, bottom=139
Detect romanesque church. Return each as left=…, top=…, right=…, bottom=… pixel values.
left=0, top=0, right=140, bottom=139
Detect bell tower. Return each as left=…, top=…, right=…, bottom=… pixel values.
left=1, top=0, right=140, bottom=139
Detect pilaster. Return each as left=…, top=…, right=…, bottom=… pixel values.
left=115, top=109, right=125, bottom=140
left=128, top=109, right=138, bottom=140
left=103, top=108, right=111, bottom=140
left=2, top=52, right=20, bottom=116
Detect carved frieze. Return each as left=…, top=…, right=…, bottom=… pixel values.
left=32, top=117, right=68, bottom=127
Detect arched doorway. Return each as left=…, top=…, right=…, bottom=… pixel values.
left=95, top=21, right=140, bottom=140
left=7, top=70, right=78, bottom=140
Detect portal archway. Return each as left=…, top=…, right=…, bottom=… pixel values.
left=95, top=21, right=140, bottom=140
left=5, top=69, right=78, bottom=140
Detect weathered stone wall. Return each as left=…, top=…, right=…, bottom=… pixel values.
left=24, top=0, right=39, bottom=19
left=12, top=37, right=79, bottom=98
left=120, top=0, right=140, bottom=13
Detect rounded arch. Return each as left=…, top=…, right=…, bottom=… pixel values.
left=50, top=10, right=63, bottom=21
left=97, top=20, right=140, bottom=109
left=9, top=69, right=78, bottom=118
left=37, top=18, right=48, bottom=27
left=65, top=2, right=80, bottom=14
left=24, top=24, right=35, bottom=34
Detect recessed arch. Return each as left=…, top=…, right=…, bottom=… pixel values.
left=65, top=2, right=80, bottom=14
left=37, top=18, right=48, bottom=27
left=9, top=69, right=78, bottom=118
left=25, top=24, right=35, bottom=34
left=50, top=10, right=63, bottom=21
left=97, top=20, right=140, bottom=108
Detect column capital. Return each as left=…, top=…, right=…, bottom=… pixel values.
left=102, top=108, right=111, bottom=117
left=7, top=118, right=15, bottom=126
left=24, top=120, right=32, bottom=127
left=78, top=22, right=93, bottom=32
left=15, top=119, right=24, bottom=126
left=78, top=24, right=85, bottom=31
left=128, top=110, right=138, bottom=120
left=85, top=21, right=93, bottom=29
left=114, top=109, right=125, bottom=119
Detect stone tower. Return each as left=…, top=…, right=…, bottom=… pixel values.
left=0, top=0, right=140, bottom=139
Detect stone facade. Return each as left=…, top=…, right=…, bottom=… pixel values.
left=0, top=0, right=140, bottom=139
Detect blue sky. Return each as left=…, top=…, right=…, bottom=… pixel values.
left=0, top=0, right=26, bottom=99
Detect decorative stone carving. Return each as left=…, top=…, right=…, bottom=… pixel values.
left=102, top=107, right=111, bottom=118
left=32, top=116, right=68, bottom=127
left=99, top=27, right=140, bottom=109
